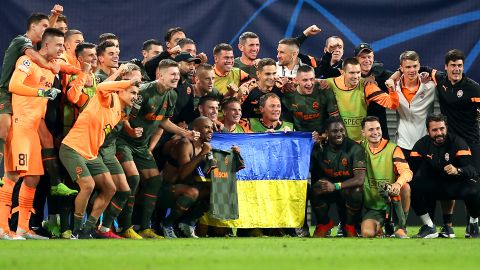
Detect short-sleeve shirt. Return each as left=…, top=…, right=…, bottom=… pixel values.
left=310, top=138, right=365, bottom=183
left=118, top=81, right=177, bottom=148
left=0, top=35, right=34, bottom=92
left=282, top=86, right=338, bottom=132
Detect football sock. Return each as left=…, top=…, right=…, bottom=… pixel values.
left=182, top=200, right=209, bottom=226
left=138, top=175, right=162, bottom=230
left=443, top=214, right=453, bottom=225
left=102, top=190, right=129, bottom=228
left=420, top=214, right=434, bottom=227
left=41, top=148, right=61, bottom=186
left=84, top=215, right=99, bottom=230
left=73, top=213, right=84, bottom=232
left=18, top=183, right=36, bottom=232
left=117, top=175, right=140, bottom=230
left=0, top=178, right=15, bottom=231
left=470, top=217, right=479, bottom=223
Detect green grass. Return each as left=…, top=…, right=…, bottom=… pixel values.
left=1, top=227, right=480, bottom=270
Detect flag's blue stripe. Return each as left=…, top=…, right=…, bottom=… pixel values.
left=211, top=132, right=313, bottom=181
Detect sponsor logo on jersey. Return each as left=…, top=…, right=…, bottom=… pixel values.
left=213, top=168, right=228, bottom=179
left=341, top=158, right=348, bottom=166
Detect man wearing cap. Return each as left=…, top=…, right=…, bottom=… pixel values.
left=354, top=42, right=394, bottom=139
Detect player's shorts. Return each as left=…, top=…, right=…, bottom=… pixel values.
left=99, top=143, right=124, bottom=175
left=115, top=137, right=157, bottom=171
left=4, top=116, right=43, bottom=175
left=157, top=182, right=176, bottom=208
left=0, top=90, right=12, bottom=114
left=363, top=208, right=386, bottom=225
left=59, top=144, right=109, bottom=181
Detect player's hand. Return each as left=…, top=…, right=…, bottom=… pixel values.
left=281, top=81, right=296, bottom=93
left=215, top=120, right=224, bottom=132
left=282, top=126, right=292, bottom=132
left=196, top=52, right=208, bottom=63
left=390, top=182, right=401, bottom=196
left=79, top=60, right=91, bottom=73
left=125, top=126, right=143, bottom=138
left=200, top=142, right=212, bottom=155
left=130, top=78, right=141, bottom=87
left=85, top=74, right=94, bottom=87
left=385, top=79, right=395, bottom=90
left=420, top=72, right=431, bottom=84
left=185, top=130, right=200, bottom=141
left=444, top=164, right=459, bottom=176
left=231, top=145, right=240, bottom=154
left=319, top=180, right=335, bottom=193
left=362, top=75, right=377, bottom=87
left=38, top=88, right=61, bottom=100
left=51, top=4, right=63, bottom=15
left=48, top=62, right=61, bottom=74
left=303, top=25, right=321, bottom=36
left=168, top=45, right=181, bottom=56
left=316, top=79, right=329, bottom=90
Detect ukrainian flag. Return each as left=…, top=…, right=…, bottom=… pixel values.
left=205, top=132, right=313, bottom=228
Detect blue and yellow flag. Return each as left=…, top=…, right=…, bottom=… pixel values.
left=201, top=132, right=313, bottom=228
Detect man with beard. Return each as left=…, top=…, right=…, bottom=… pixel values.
left=310, top=117, right=365, bottom=237
left=409, top=114, right=480, bottom=238
left=159, top=117, right=214, bottom=238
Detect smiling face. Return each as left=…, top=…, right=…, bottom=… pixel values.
left=327, top=122, right=346, bottom=147
left=77, top=47, right=98, bottom=69
left=296, top=70, right=315, bottom=95
left=214, top=49, right=234, bottom=73
left=239, top=37, right=260, bottom=61
left=45, top=36, right=65, bottom=59
left=257, top=64, right=276, bottom=89
left=362, top=120, right=382, bottom=146
left=98, top=46, right=119, bottom=68
left=400, top=59, right=420, bottom=82
left=427, top=120, right=448, bottom=145
left=357, top=51, right=374, bottom=75
left=118, top=85, right=139, bottom=107
left=199, top=100, right=219, bottom=121
left=195, top=118, right=214, bottom=143
left=158, top=66, right=180, bottom=89
left=223, top=101, right=242, bottom=125
left=261, top=96, right=281, bottom=122
left=343, top=63, right=361, bottom=88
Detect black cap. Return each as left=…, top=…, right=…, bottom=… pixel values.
left=174, top=52, right=201, bottom=64
left=354, top=43, right=373, bottom=56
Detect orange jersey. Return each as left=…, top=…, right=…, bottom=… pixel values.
left=62, top=80, right=131, bottom=159
left=8, top=55, right=55, bottom=128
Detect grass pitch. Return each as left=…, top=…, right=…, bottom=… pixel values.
left=1, top=227, right=480, bottom=270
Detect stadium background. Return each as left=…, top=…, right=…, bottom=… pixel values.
left=0, top=0, right=479, bottom=224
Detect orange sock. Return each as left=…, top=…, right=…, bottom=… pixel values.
left=18, top=183, right=36, bottom=232
left=0, top=178, right=15, bottom=232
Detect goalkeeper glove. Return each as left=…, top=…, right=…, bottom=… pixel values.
left=38, top=88, right=61, bottom=100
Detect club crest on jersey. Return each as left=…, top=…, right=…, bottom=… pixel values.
left=457, top=90, right=463, bottom=98
left=341, top=158, right=348, bottom=166
left=186, top=87, right=192, bottom=95
left=162, top=101, right=168, bottom=109
left=224, top=157, right=229, bottom=166
left=445, top=153, right=450, bottom=161
left=312, top=101, right=319, bottom=110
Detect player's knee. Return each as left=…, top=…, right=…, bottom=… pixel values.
left=360, top=222, right=376, bottom=238
left=104, top=182, right=117, bottom=198
left=81, top=181, right=95, bottom=194
left=401, top=183, right=411, bottom=197
left=186, top=187, right=199, bottom=200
